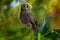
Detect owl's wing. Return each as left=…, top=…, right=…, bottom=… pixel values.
left=27, top=13, right=35, bottom=24
left=27, top=13, right=40, bottom=31
left=27, top=13, right=39, bottom=25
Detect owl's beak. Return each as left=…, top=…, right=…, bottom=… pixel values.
left=26, top=8, right=29, bottom=10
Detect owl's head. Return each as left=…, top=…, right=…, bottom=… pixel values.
left=21, top=4, right=30, bottom=10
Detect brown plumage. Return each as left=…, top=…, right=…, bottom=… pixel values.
left=20, top=4, right=40, bottom=31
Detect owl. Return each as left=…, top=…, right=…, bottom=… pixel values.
left=20, top=4, right=40, bottom=31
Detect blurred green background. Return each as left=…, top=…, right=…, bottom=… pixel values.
left=0, top=0, right=60, bottom=40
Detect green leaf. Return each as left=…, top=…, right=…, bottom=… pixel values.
left=38, top=16, right=53, bottom=34
left=38, top=32, right=41, bottom=40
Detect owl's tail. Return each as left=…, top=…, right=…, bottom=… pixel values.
left=32, top=22, right=40, bottom=31
left=29, top=19, right=40, bottom=31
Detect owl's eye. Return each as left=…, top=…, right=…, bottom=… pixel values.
left=23, top=6, right=25, bottom=8
left=27, top=6, right=28, bottom=8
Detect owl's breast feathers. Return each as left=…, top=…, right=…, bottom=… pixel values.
left=20, top=11, right=28, bottom=24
